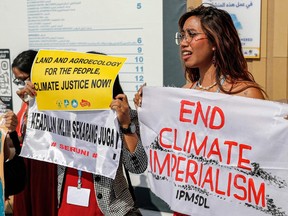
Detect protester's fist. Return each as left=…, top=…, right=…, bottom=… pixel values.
left=16, top=81, right=36, bottom=102
left=110, top=94, right=131, bottom=128
left=4, top=110, right=18, bottom=132
left=133, top=83, right=146, bottom=108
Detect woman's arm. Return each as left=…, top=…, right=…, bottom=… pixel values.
left=110, top=94, right=148, bottom=174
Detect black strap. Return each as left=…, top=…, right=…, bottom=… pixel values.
left=4, top=155, right=26, bottom=198
left=124, top=166, right=137, bottom=204
left=4, top=131, right=26, bottom=198
left=9, top=131, right=21, bottom=154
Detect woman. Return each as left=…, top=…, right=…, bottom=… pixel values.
left=134, top=4, right=266, bottom=216
left=12, top=50, right=58, bottom=216
left=57, top=77, right=147, bottom=216
left=176, top=4, right=265, bottom=98
left=17, top=51, right=148, bottom=216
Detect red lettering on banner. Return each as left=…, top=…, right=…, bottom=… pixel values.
left=60, top=144, right=90, bottom=157
left=175, top=156, right=186, bottom=182
left=179, top=100, right=195, bottom=123
left=198, top=163, right=203, bottom=187
left=209, top=106, right=225, bottom=129
left=159, top=128, right=182, bottom=151
left=201, top=166, right=214, bottom=191
left=150, top=150, right=266, bottom=207
left=248, top=178, right=266, bottom=207
left=234, top=174, right=247, bottom=201
left=151, top=149, right=171, bottom=176
left=151, top=97, right=265, bottom=207
left=207, top=138, right=222, bottom=162
left=159, top=129, right=252, bottom=170
left=238, top=144, right=252, bottom=171
left=215, top=169, right=225, bottom=195
left=185, top=159, right=198, bottom=184
left=171, top=153, right=178, bottom=172
left=227, top=172, right=232, bottom=197
left=179, top=100, right=225, bottom=130
left=223, top=141, right=238, bottom=164
left=183, top=132, right=208, bottom=155
left=194, top=101, right=210, bottom=127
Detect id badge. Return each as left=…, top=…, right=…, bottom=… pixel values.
left=67, top=186, right=91, bottom=207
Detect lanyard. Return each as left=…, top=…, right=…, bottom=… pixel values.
left=77, top=170, right=82, bottom=189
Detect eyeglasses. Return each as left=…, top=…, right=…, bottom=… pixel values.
left=175, top=29, right=207, bottom=45
left=12, top=76, right=29, bottom=86
left=13, top=78, right=25, bottom=86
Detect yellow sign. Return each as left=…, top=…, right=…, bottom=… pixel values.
left=31, top=50, right=126, bottom=111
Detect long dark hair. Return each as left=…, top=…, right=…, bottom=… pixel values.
left=12, top=50, right=38, bottom=75
left=178, top=4, right=265, bottom=95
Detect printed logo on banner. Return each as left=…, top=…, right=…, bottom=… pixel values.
left=80, top=99, right=91, bottom=107
left=71, top=100, right=78, bottom=108
left=64, top=100, right=69, bottom=107
left=56, top=100, right=62, bottom=108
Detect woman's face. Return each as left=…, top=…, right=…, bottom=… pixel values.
left=12, top=67, right=29, bottom=86
left=180, top=16, right=214, bottom=70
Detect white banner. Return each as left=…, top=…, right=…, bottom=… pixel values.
left=138, top=86, right=288, bottom=216
left=20, top=99, right=122, bottom=179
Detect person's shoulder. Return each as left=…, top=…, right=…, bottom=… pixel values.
left=182, top=82, right=193, bottom=89
left=239, top=87, right=265, bottom=99
left=233, top=82, right=265, bottom=99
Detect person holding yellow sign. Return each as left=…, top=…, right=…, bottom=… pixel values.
left=16, top=51, right=147, bottom=216
left=12, top=50, right=58, bottom=216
